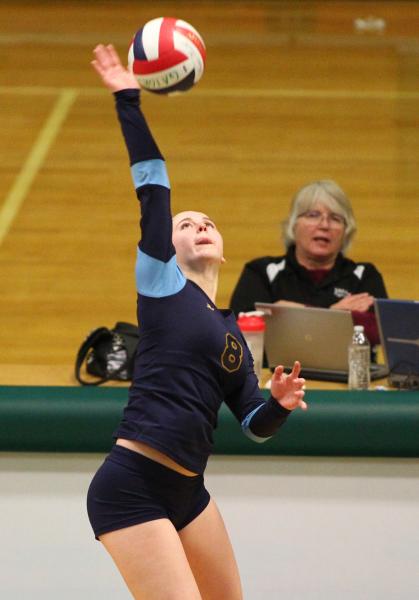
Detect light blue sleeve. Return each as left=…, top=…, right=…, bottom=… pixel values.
left=241, top=404, right=272, bottom=443
left=131, top=159, right=170, bottom=191
left=135, top=248, right=186, bottom=297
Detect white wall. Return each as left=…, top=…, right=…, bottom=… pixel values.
left=1, top=453, right=419, bottom=599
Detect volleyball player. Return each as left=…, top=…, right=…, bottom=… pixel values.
left=87, top=44, right=307, bottom=600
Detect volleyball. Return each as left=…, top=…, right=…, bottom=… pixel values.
left=128, top=17, right=206, bottom=95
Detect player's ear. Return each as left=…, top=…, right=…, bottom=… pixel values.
left=221, top=256, right=226, bottom=264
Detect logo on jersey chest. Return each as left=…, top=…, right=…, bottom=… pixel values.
left=221, top=333, right=243, bottom=373
left=334, top=287, right=350, bottom=298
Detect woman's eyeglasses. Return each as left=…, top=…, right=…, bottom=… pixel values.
left=299, top=210, right=346, bottom=228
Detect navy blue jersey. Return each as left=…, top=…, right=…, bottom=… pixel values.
left=113, top=90, right=290, bottom=474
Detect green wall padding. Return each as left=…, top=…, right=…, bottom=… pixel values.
left=0, top=386, right=418, bottom=456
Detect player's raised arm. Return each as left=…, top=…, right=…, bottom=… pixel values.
left=91, top=44, right=183, bottom=299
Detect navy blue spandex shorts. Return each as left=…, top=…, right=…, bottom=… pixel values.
left=87, top=444, right=211, bottom=539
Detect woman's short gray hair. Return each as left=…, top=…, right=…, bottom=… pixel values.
left=282, top=180, right=357, bottom=253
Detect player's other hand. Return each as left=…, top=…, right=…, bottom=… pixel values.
left=91, top=44, right=140, bottom=92
left=271, top=360, right=307, bottom=412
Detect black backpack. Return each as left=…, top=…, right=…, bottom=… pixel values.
left=75, top=322, right=139, bottom=386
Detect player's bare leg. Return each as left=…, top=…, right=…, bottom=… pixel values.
left=179, top=499, right=243, bottom=600
left=100, top=519, right=202, bottom=600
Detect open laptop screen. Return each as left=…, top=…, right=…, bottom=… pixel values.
left=255, top=302, right=387, bottom=382
left=375, top=298, right=419, bottom=389
left=255, top=302, right=352, bottom=372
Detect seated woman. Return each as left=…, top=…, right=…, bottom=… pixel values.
left=229, top=180, right=388, bottom=350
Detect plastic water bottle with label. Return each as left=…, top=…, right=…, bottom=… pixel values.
left=348, top=325, right=370, bottom=390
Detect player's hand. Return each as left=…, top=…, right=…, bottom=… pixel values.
left=91, top=44, right=140, bottom=92
left=271, top=360, right=307, bottom=411
left=331, top=293, right=374, bottom=312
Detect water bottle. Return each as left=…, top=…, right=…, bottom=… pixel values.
left=237, top=312, right=265, bottom=384
left=348, top=325, right=370, bottom=390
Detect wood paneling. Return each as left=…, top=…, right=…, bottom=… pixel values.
left=0, top=1, right=418, bottom=382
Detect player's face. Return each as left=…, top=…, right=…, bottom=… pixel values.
left=172, top=211, right=224, bottom=268
left=293, top=201, right=346, bottom=264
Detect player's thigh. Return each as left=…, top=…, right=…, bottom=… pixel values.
left=100, top=518, right=202, bottom=600
left=178, top=499, right=243, bottom=600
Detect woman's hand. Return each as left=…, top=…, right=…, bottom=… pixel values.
left=91, top=44, right=140, bottom=92
left=271, top=360, right=307, bottom=411
left=274, top=296, right=374, bottom=312
left=331, top=293, right=374, bottom=312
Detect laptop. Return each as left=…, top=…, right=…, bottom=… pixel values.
left=375, top=298, right=419, bottom=389
left=254, top=302, right=388, bottom=382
